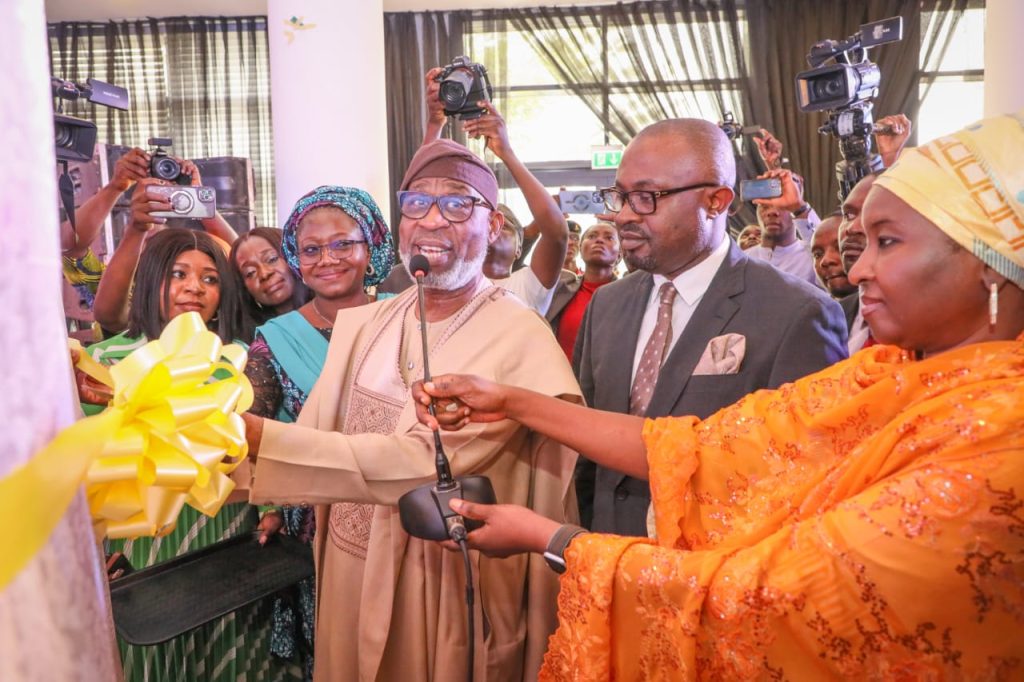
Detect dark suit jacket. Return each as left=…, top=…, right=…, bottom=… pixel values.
left=573, top=242, right=849, bottom=534
left=840, top=293, right=859, bottom=331
left=545, top=270, right=583, bottom=332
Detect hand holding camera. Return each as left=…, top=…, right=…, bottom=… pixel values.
left=462, top=100, right=513, bottom=160
left=424, top=67, right=447, bottom=129
left=110, top=147, right=151, bottom=192
left=873, top=113, right=912, bottom=167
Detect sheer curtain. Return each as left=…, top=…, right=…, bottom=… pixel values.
left=48, top=17, right=276, bottom=227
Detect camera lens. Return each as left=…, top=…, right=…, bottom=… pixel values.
left=54, top=123, right=74, bottom=148
left=439, top=68, right=475, bottom=110
left=153, top=156, right=181, bottom=181
left=812, top=76, right=844, bottom=102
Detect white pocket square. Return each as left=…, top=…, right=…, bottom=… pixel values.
left=692, top=333, right=746, bottom=376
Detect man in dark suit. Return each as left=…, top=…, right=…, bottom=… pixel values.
left=838, top=173, right=879, bottom=354
left=574, top=119, right=848, bottom=535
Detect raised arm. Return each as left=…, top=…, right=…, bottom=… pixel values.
left=464, top=101, right=568, bottom=288
left=92, top=177, right=172, bottom=331
left=61, top=147, right=149, bottom=258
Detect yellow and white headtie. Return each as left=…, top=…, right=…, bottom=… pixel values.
left=875, top=110, right=1024, bottom=288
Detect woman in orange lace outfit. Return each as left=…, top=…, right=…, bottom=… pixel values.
left=414, top=112, right=1024, bottom=680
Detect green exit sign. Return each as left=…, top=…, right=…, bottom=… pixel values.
left=591, top=146, right=623, bottom=170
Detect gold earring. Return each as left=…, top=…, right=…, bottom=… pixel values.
left=989, top=282, right=998, bottom=328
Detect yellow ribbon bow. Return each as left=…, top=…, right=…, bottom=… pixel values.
left=0, top=313, right=252, bottom=590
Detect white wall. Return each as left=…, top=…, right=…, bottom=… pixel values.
left=45, top=0, right=619, bottom=22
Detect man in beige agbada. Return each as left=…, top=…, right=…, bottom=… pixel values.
left=239, top=139, right=581, bottom=681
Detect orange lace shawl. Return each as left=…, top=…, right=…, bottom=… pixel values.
left=542, top=339, right=1024, bottom=680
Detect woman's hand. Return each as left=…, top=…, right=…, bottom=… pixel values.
left=256, top=509, right=284, bottom=545
left=442, top=499, right=561, bottom=558
left=129, top=177, right=173, bottom=231
left=71, top=348, right=112, bottom=405
left=412, top=374, right=511, bottom=431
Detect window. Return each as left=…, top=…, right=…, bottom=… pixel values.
left=463, top=8, right=747, bottom=227
left=917, top=6, right=985, bottom=143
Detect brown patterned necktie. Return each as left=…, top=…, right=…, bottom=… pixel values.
left=629, top=282, right=676, bottom=416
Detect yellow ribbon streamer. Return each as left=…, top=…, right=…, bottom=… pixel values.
left=0, top=313, right=252, bottom=590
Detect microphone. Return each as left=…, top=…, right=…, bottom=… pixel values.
left=398, top=255, right=496, bottom=542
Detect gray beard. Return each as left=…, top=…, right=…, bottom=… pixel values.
left=400, top=245, right=486, bottom=291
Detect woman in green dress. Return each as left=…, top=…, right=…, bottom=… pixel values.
left=84, top=228, right=299, bottom=681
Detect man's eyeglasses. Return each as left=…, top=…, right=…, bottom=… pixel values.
left=297, top=238, right=367, bottom=265
left=397, top=191, right=492, bottom=223
left=599, top=182, right=719, bottom=216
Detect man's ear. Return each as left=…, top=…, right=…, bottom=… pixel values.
left=487, top=209, right=505, bottom=244
left=708, top=186, right=735, bottom=216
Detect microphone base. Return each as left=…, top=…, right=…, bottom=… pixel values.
left=398, top=476, right=497, bottom=541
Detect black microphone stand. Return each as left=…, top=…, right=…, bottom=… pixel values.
left=397, top=256, right=496, bottom=681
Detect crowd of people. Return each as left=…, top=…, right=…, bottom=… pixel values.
left=63, top=62, right=1023, bottom=681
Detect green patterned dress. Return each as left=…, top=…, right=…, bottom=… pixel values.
left=88, top=332, right=303, bottom=681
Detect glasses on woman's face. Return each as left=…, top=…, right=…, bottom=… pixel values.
left=397, top=191, right=491, bottom=223
left=599, top=182, right=719, bottom=216
left=297, top=238, right=367, bottom=265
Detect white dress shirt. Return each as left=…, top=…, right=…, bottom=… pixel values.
left=631, top=238, right=731, bottom=382
left=848, top=305, right=871, bottom=354
left=746, top=218, right=822, bottom=288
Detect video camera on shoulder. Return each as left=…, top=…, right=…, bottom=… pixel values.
left=148, top=137, right=193, bottom=185
left=435, top=56, right=493, bottom=120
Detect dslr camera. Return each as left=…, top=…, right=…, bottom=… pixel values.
left=794, top=16, right=902, bottom=200
left=148, top=137, right=193, bottom=185
left=435, top=56, right=494, bottom=120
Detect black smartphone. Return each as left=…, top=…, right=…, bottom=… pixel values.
left=739, top=178, right=783, bottom=202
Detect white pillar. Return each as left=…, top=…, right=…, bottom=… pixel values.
left=0, top=1, right=120, bottom=679
left=267, top=0, right=391, bottom=226
left=984, top=0, right=1024, bottom=116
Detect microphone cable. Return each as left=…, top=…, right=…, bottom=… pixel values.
left=457, top=535, right=475, bottom=682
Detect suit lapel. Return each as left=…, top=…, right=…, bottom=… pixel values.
left=646, top=243, right=747, bottom=417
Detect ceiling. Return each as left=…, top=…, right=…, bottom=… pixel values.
left=44, top=0, right=616, bottom=22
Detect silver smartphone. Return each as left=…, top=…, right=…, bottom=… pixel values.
left=149, top=185, right=217, bottom=219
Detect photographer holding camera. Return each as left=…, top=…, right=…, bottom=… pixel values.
left=422, top=66, right=568, bottom=314
left=92, top=154, right=238, bottom=333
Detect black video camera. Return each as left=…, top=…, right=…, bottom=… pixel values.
left=435, top=56, right=493, bottom=120
left=148, top=137, right=192, bottom=185
left=51, top=77, right=129, bottom=162
left=794, top=16, right=903, bottom=201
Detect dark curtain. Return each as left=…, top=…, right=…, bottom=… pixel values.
left=384, top=11, right=465, bottom=243
left=48, top=17, right=276, bottom=227
left=747, top=0, right=969, bottom=212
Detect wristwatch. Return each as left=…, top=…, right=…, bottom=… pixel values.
left=543, top=524, right=587, bottom=574
left=793, top=202, right=812, bottom=218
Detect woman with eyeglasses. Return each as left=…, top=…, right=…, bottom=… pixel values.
left=242, top=185, right=394, bottom=679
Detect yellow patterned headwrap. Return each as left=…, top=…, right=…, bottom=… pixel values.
left=875, top=110, right=1024, bottom=288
